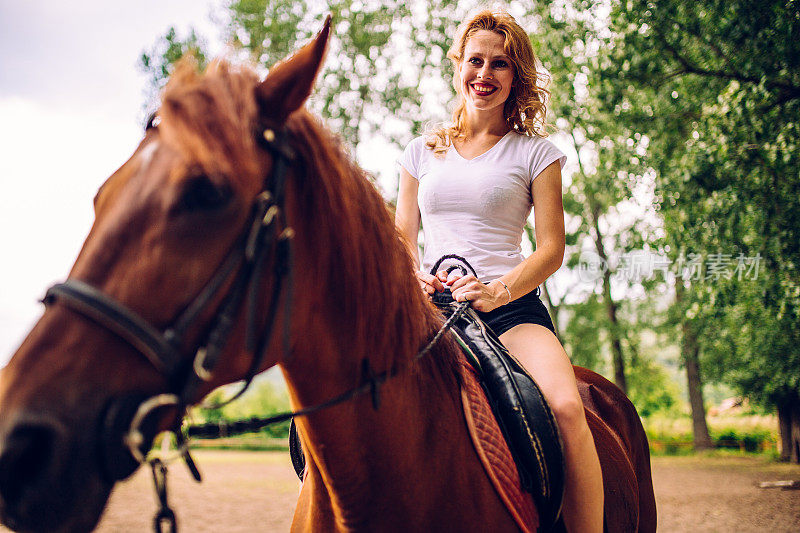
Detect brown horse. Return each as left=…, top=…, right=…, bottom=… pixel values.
left=0, top=20, right=655, bottom=532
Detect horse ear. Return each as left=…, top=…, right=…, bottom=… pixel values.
left=256, top=15, right=331, bottom=124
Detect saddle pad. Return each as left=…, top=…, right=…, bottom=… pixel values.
left=459, top=358, right=539, bottom=533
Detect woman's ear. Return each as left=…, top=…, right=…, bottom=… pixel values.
left=255, top=15, right=331, bottom=124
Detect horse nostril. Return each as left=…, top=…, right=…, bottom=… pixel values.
left=0, top=423, right=57, bottom=508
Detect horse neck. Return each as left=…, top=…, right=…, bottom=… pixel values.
left=282, top=319, right=467, bottom=527
left=277, top=128, right=469, bottom=524
left=278, top=111, right=451, bottom=407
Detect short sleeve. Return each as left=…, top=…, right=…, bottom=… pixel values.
left=398, top=136, right=426, bottom=181
left=529, top=138, right=567, bottom=185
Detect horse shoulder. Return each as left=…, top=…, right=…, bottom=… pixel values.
left=573, top=365, right=658, bottom=533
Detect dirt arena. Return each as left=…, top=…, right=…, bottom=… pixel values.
left=3, top=451, right=799, bottom=531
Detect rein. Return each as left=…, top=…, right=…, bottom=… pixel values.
left=186, top=299, right=470, bottom=439
left=41, top=119, right=470, bottom=532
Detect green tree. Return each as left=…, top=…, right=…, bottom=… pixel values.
left=532, top=1, right=664, bottom=395
left=139, top=26, right=208, bottom=118
left=602, top=0, right=800, bottom=460
left=139, top=0, right=492, bottom=152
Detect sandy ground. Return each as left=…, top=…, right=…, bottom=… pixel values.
left=97, top=450, right=299, bottom=532
left=650, top=455, right=800, bottom=532
left=2, top=451, right=799, bottom=532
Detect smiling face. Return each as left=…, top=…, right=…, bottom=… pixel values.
left=457, top=29, right=515, bottom=115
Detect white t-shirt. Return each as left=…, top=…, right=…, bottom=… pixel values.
left=399, top=131, right=566, bottom=281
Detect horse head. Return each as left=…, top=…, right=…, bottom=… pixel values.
left=0, top=19, right=335, bottom=532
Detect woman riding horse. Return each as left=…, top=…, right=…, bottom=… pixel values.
left=0, top=17, right=655, bottom=533
left=396, top=10, right=603, bottom=531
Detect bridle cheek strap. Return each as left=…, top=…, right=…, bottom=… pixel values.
left=41, top=127, right=296, bottom=467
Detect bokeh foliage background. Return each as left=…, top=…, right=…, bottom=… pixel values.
left=142, top=0, right=800, bottom=461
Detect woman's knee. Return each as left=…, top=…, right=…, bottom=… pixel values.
left=548, top=394, right=588, bottom=435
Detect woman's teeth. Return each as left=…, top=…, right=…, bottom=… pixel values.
left=472, top=84, right=496, bottom=95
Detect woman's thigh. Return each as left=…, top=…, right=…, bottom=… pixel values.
left=498, top=323, right=581, bottom=405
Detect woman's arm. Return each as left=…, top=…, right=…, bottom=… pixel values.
left=395, top=167, right=422, bottom=268
left=448, top=160, right=565, bottom=309
left=499, top=159, right=566, bottom=298
left=395, top=166, right=445, bottom=294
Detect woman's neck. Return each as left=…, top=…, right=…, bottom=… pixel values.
left=462, top=105, right=510, bottom=139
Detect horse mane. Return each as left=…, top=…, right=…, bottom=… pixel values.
left=157, top=58, right=460, bottom=391
left=283, top=112, right=462, bottom=390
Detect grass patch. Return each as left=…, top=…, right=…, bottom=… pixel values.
left=189, top=436, right=289, bottom=452
left=643, top=414, right=779, bottom=456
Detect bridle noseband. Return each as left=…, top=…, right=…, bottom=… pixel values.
left=43, top=124, right=297, bottom=469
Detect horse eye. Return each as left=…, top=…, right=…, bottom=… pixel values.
left=177, top=175, right=233, bottom=213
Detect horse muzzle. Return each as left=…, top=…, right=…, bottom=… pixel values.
left=0, top=396, right=161, bottom=533
left=0, top=413, right=63, bottom=530
left=0, top=409, right=111, bottom=532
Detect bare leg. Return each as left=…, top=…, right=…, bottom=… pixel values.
left=499, top=324, right=604, bottom=533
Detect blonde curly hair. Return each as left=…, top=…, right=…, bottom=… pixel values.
left=427, top=9, right=551, bottom=155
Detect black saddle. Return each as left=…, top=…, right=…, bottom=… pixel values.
left=431, top=288, right=565, bottom=530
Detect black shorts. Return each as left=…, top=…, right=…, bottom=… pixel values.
left=475, top=287, right=556, bottom=337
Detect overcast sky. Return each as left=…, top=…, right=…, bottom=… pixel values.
left=0, top=1, right=223, bottom=365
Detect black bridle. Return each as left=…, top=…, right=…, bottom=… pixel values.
left=43, top=124, right=297, bottom=468
left=40, top=119, right=470, bottom=532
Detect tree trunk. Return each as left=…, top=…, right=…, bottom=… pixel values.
left=778, top=397, right=800, bottom=464
left=567, top=132, right=628, bottom=393
left=778, top=401, right=792, bottom=462
left=588, top=198, right=627, bottom=394
left=605, top=284, right=628, bottom=394
left=792, top=404, right=800, bottom=464
left=676, top=281, right=713, bottom=450
left=572, top=129, right=628, bottom=394
left=684, top=338, right=713, bottom=450
left=598, top=245, right=626, bottom=393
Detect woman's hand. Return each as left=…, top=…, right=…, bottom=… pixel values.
left=416, top=271, right=446, bottom=296
left=445, top=272, right=510, bottom=312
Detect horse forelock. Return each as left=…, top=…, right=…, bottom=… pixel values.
left=158, top=59, right=262, bottom=191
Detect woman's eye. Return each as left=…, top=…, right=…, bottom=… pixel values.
left=468, top=57, right=482, bottom=65
left=176, top=175, right=232, bottom=213
left=493, top=60, right=509, bottom=68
